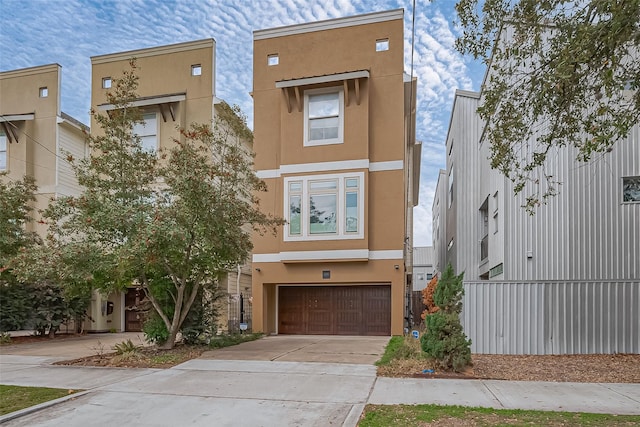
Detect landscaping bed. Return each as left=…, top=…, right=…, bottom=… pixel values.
left=377, top=336, right=640, bottom=383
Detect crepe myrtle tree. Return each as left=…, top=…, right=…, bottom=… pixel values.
left=454, top=0, right=640, bottom=212
left=21, top=60, right=282, bottom=349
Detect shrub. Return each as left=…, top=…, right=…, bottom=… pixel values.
left=0, top=278, right=31, bottom=332
left=113, top=339, right=138, bottom=355
left=142, top=313, right=169, bottom=345
left=420, top=263, right=471, bottom=372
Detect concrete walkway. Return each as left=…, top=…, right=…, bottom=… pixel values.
left=1, top=335, right=639, bottom=426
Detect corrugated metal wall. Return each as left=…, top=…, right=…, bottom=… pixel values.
left=463, top=280, right=640, bottom=354
left=503, top=123, right=639, bottom=281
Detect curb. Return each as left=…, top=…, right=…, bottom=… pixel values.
left=0, top=390, right=91, bottom=424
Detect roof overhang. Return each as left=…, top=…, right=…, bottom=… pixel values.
left=276, top=70, right=369, bottom=113
left=0, top=113, right=35, bottom=122
left=276, top=70, right=369, bottom=88
left=97, top=93, right=186, bottom=122
left=0, top=113, right=35, bottom=144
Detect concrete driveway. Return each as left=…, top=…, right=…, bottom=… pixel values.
left=202, top=335, right=389, bottom=364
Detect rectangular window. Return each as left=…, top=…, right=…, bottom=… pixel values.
left=0, top=132, right=7, bottom=170
left=267, top=54, right=279, bottom=66
left=191, top=65, right=202, bottom=76
left=284, top=172, right=364, bottom=241
left=133, top=113, right=158, bottom=153
left=623, top=176, right=640, bottom=202
left=376, top=39, right=389, bottom=51
left=39, top=87, right=48, bottom=98
left=448, top=166, right=454, bottom=208
left=102, top=77, right=112, bottom=89
left=304, top=87, right=344, bottom=146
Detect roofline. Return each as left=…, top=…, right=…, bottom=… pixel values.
left=58, top=112, right=89, bottom=131
left=254, top=9, right=403, bottom=40
left=0, top=63, right=60, bottom=78
left=443, top=88, right=481, bottom=147
left=91, top=39, right=215, bottom=64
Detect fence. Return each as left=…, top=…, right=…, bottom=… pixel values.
left=227, top=293, right=252, bottom=333
left=462, top=280, right=640, bottom=354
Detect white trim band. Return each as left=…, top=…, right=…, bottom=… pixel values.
left=253, top=249, right=403, bottom=263
left=255, top=159, right=403, bottom=179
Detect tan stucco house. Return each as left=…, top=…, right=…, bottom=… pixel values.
left=251, top=9, right=420, bottom=336
left=0, top=64, right=88, bottom=238
left=88, top=39, right=253, bottom=333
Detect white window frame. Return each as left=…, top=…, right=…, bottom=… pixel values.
left=267, top=54, right=279, bottom=66
left=448, top=165, right=454, bottom=208
left=283, top=171, right=364, bottom=241
left=191, top=64, right=202, bottom=76
left=102, top=77, right=112, bottom=89
left=0, top=131, right=7, bottom=170
left=303, top=87, right=344, bottom=147
left=376, top=38, right=389, bottom=51
left=133, top=112, right=158, bottom=153
left=622, top=176, right=640, bottom=203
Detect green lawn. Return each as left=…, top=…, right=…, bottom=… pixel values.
left=0, top=385, right=77, bottom=416
left=359, top=404, right=640, bottom=426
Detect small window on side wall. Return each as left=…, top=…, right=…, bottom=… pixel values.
left=102, top=78, right=112, bottom=89
left=376, top=39, right=389, bottom=51
left=39, top=87, right=48, bottom=98
left=267, top=54, right=279, bottom=66
left=191, top=65, right=202, bottom=76
left=623, top=176, right=640, bottom=202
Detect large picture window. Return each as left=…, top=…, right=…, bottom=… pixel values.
left=284, top=172, right=364, bottom=241
left=304, top=87, right=344, bottom=146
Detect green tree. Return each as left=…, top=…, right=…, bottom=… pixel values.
left=455, top=0, right=640, bottom=211
left=0, top=174, right=39, bottom=267
left=18, top=61, right=281, bottom=349
left=421, top=263, right=471, bottom=372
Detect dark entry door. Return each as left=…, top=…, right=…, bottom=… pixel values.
left=278, top=285, right=391, bottom=336
left=124, top=288, right=144, bottom=332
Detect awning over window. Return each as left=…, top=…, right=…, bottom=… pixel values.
left=0, top=113, right=35, bottom=144
left=276, top=70, right=369, bottom=113
left=97, top=93, right=186, bottom=122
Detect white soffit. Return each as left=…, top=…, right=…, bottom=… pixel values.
left=276, top=70, right=370, bottom=89
left=97, top=93, right=186, bottom=111
left=0, top=114, right=35, bottom=122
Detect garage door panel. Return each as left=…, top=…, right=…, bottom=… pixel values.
left=278, top=285, right=390, bottom=336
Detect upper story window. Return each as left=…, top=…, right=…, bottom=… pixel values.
left=102, top=77, right=112, bottom=89
left=133, top=113, right=158, bottom=153
left=284, top=172, right=364, bottom=241
left=304, top=87, right=344, bottom=147
left=448, top=165, right=454, bottom=208
left=623, top=176, right=640, bottom=202
left=267, top=54, right=279, bottom=66
left=39, top=87, right=48, bottom=98
left=191, top=65, right=202, bottom=76
left=376, top=39, right=389, bottom=51
left=0, top=131, right=7, bottom=170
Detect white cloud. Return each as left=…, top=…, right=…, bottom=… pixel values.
left=0, top=0, right=481, bottom=248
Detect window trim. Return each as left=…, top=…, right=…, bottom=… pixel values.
left=191, top=64, right=202, bottom=76
left=622, top=176, right=640, bottom=203
left=102, top=77, right=112, bottom=89
left=0, top=131, right=7, bottom=170
left=133, top=112, right=159, bottom=153
left=303, top=86, right=344, bottom=147
left=283, top=171, right=365, bottom=241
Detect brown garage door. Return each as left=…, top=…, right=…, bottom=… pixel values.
left=278, top=285, right=391, bottom=336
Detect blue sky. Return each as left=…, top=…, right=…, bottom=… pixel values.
left=0, top=0, right=485, bottom=246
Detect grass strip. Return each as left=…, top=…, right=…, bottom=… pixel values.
left=0, top=385, right=78, bottom=416
left=360, top=404, right=640, bottom=426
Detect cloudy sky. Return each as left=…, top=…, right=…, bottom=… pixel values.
left=0, top=0, right=484, bottom=246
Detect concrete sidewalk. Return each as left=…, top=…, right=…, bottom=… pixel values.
left=1, top=335, right=639, bottom=425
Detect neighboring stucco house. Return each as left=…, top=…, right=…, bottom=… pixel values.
left=0, top=64, right=88, bottom=239
left=251, top=9, right=420, bottom=336
left=88, top=40, right=253, bottom=333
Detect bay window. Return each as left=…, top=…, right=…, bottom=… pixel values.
left=284, top=172, right=364, bottom=241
